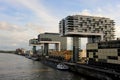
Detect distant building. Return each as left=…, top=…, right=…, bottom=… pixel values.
left=29, top=38, right=38, bottom=45
left=79, top=49, right=86, bottom=58
left=59, top=15, right=115, bottom=42
left=38, top=32, right=67, bottom=50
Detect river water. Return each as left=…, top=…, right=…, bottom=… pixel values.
left=0, top=53, right=88, bottom=80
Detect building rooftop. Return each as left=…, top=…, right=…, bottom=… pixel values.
left=41, top=32, right=60, bottom=35
left=66, top=15, right=110, bottom=19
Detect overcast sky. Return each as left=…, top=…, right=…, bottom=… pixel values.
left=0, top=0, right=120, bottom=50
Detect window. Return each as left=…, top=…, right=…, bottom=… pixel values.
left=107, top=56, right=118, bottom=60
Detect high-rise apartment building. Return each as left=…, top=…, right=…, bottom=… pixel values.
left=59, top=15, right=115, bottom=42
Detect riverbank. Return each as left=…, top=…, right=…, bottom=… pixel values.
left=0, top=50, right=15, bottom=53
left=40, top=58, right=120, bottom=80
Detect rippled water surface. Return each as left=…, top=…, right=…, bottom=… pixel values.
left=0, top=53, right=88, bottom=80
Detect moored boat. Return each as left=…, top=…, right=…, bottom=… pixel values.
left=25, top=55, right=32, bottom=59
left=57, top=63, right=69, bottom=70
left=31, top=57, right=39, bottom=61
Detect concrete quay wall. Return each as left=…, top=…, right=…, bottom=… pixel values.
left=41, top=58, right=120, bottom=80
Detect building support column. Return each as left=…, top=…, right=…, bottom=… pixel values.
left=72, top=37, right=79, bottom=63
left=41, top=45, right=44, bottom=55
left=44, top=43, right=49, bottom=56
left=33, top=46, right=37, bottom=54
left=55, top=43, right=60, bottom=51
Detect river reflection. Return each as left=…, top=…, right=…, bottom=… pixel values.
left=0, top=53, right=88, bottom=80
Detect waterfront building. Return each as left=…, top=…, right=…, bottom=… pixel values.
left=38, top=32, right=67, bottom=50
left=29, top=32, right=68, bottom=56
left=59, top=15, right=115, bottom=62
left=86, top=40, right=120, bottom=72
left=29, top=38, right=38, bottom=44
left=59, top=15, right=115, bottom=42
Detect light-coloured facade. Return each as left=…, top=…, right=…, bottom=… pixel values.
left=38, top=33, right=67, bottom=50
left=59, top=15, right=115, bottom=42
left=86, top=40, right=120, bottom=65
